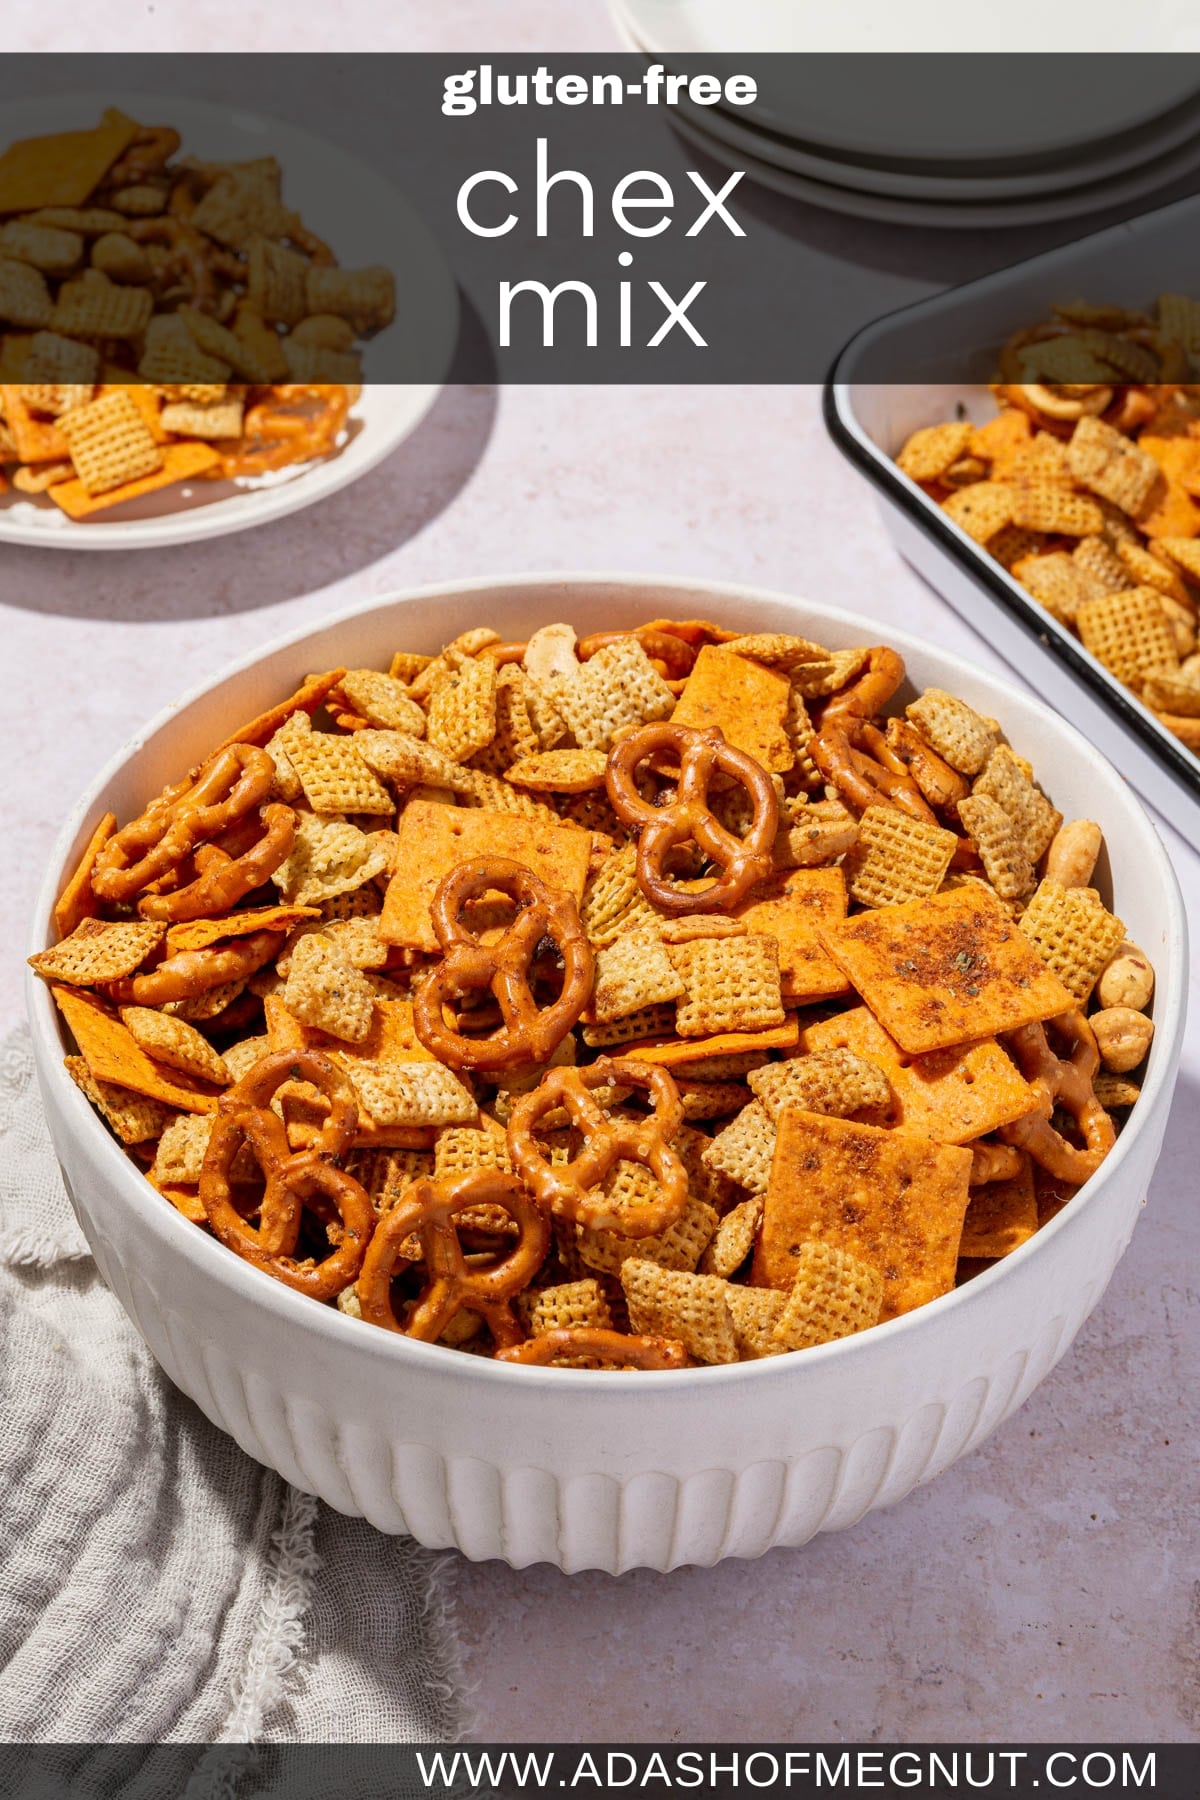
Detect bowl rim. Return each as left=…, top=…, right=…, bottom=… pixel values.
left=26, top=570, right=1190, bottom=1394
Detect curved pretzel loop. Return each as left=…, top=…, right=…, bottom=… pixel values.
left=199, top=1049, right=374, bottom=1301
left=605, top=722, right=778, bottom=914
left=999, top=1010, right=1116, bottom=1186
left=810, top=647, right=936, bottom=824
left=107, top=926, right=285, bottom=1007
left=213, top=387, right=353, bottom=478
left=356, top=1168, right=550, bottom=1348
left=92, top=744, right=280, bottom=909
left=495, top=1327, right=688, bottom=1370
left=412, top=857, right=594, bottom=1073
left=507, top=1057, right=687, bottom=1236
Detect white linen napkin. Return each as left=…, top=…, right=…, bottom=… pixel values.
left=0, top=1027, right=468, bottom=1748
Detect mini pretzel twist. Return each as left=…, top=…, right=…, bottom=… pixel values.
left=199, top=1049, right=374, bottom=1301
left=999, top=1010, right=1116, bottom=1186
left=810, top=647, right=937, bottom=823
left=507, top=1058, right=687, bottom=1236
left=604, top=722, right=778, bottom=914
left=106, top=927, right=285, bottom=1007
left=412, top=857, right=595, bottom=1073
left=91, top=745, right=292, bottom=916
left=494, top=1327, right=688, bottom=1369
left=356, top=1168, right=550, bottom=1348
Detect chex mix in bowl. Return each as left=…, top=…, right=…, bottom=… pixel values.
left=31, top=618, right=1157, bottom=1371
left=0, top=107, right=394, bottom=516
left=896, top=294, right=1200, bottom=753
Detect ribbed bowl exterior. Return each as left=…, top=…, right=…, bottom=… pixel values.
left=28, top=576, right=1187, bottom=1574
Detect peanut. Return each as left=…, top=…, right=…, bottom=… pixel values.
left=1097, top=942, right=1155, bottom=1012
left=1044, top=818, right=1102, bottom=888
left=1091, top=1006, right=1154, bottom=1074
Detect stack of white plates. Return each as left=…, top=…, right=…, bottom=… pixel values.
left=609, top=0, right=1200, bottom=228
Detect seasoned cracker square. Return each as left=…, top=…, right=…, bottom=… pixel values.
left=670, top=645, right=792, bottom=772
left=734, top=867, right=849, bottom=1004
left=379, top=800, right=591, bottom=952
left=818, top=885, right=1075, bottom=1054
left=753, top=1110, right=973, bottom=1318
left=799, top=1005, right=1037, bottom=1145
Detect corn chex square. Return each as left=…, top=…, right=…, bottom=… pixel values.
left=698, top=1195, right=762, bottom=1278
left=748, top=1048, right=891, bottom=1124
left=346, top=1059, right=476, bottom=1129
left=972, top=746, right=1062, bottom=864
left=957, top=794, right=1035, bottom=902
left=897, top=421, right=974, bottom=483
left=426, top=653, right=497, bottom=764
left=516, top=1279, right=613, bottom=1336
left=580, top=843, right=659, bottom=948
left=29, top=916, right=165, bottom=986
left=271, top=812, right=391, bottom=906
left=58, top=389, right=162, bottom=496
left=843, top=805, right=958, bottom=909
left=576, top=1189, right=719, bottom=1277
left=754, top=1110, right=972, bottom=1320
left=701, top=1099, right=776, bottom=1196
left=666, top=933, right=784, bottom=1038
left=620, top=1258, right=738, bottom=1364
left=818, top=885, right=1075, bottom=1055
left=670, top=645, right=793, bottom=772
left=346, top=1146, right=435, bottom=1213
left=337, top=669, right=428, bottom=737
left=905, top=688, right=999, bottom=775
left=282, top=934, right=376, bottom=1042
left=591, top=926, right=685, bottom=1024
left=283, top=730, right=394, bottom=816
left=549, top=638, right=676, bottom=752
left=1067, top=415, right=1162, bottom=517
left=119, top=1006, right=230, bottom=1086
left=1076, top=588, right=1180, bottom=690
left=799, top=1005, right=1037, bottom=1145
left=1016, top=879, right=1125, bottom=1003
left=64, top=1055, right=172, bottom=1145
left=771, top=1241, right=884, bottom=1350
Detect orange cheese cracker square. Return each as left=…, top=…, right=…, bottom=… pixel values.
left=670, top=645, right=792, bottom=772
left=48, top=441, right=220, bottom=519
left=0, top=117, right=138, bottom=213
left=799, top=1005, right=1037, bottom=1145
left=817, top=885, right=1074, bottom=1055
left=51, top=984, right=218, bottom=1114
left=753, top=1109, right=972, bottom=1319
left=960, top=1153, right=1038, bottom=1259
left=621, top=1017, right=800, bottom=1066
left=379, top=800, right=591, bottom=952
left=736, top=868, right=849, bottom=1004
left=52, top=810, right=116, bottom=939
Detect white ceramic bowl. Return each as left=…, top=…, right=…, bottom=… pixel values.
left=27, top=575, right=1187, bottom=1574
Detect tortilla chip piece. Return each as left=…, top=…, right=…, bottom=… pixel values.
left=960, top=1153, right=1039, bottom=1259
left=818, top=885, right=1075, bottom=1055
left=670, top=644, right=793, bottom=773
left=379, top=800, right=591, bottom=952
left=48, top=441, right=220, bottom=519
left=52, top=811, right=116, bottom=939
left=0, top=118, right=139, bottom=214
left=52, top=985, right=218, bottom=1113
left=799, top=1005, right=1037, bottom=1145
left=753, top=1109, right=973, bottom=1319
left=165, top=904, right=319, bottom=955
left=734, top=867, right=849, bottom=1004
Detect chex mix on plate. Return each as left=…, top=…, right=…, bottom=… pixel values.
left=0, top=109, right=394, bottom=516
left=896, top=295, right=1200, bottom=754
left=34, top=618, right=1156, bottom=1370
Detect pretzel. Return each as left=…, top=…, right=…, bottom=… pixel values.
left=495, top=1327, right=689, bottom=1369
left=127, top=216, right=216, bottom=311
left=92, top=745, right=276, bottom=909
left=867, top=718, right=969, bottom=811
left=999, top=1010, right=1116, bottom=1186
left=412, top=857, right=594, bottom=1073
left=107, top=927, right=285, bottom=1007
left=577, top=626, right=699, bottom=678
left=108, top=125, right=182, bottom=187
left=200, top=1048, right=375, bottom=1300
left=507, top=1057, right=687, bottom=1235
left=211, top=386, right=352, bottom=478
left=605, top=722, right=778, bottom=914
left=811, top=647, right=936, bottom=823
left=356, top=1168, right=550, bottom=1348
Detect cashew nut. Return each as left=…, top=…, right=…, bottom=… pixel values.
left=1044, top=819, right=1102, bottom=888
left=1097, top=942, right=1155, bottom=1012
left=1090, top=1006, right=1154, bottom=1074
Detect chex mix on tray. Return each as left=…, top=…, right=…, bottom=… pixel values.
left=34, top=619, right=1156, bottom=1370
left=896, top=295, right=1200, bottom=754
left=0, top=109, right=394, bottom=516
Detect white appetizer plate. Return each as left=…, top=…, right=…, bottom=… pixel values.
left=0, top=94, right=458, bottom=551
left=27, top=574, right=1186, bottom=1572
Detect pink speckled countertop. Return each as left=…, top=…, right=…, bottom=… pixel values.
left=5, top=1, right=1199, bottom=1747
